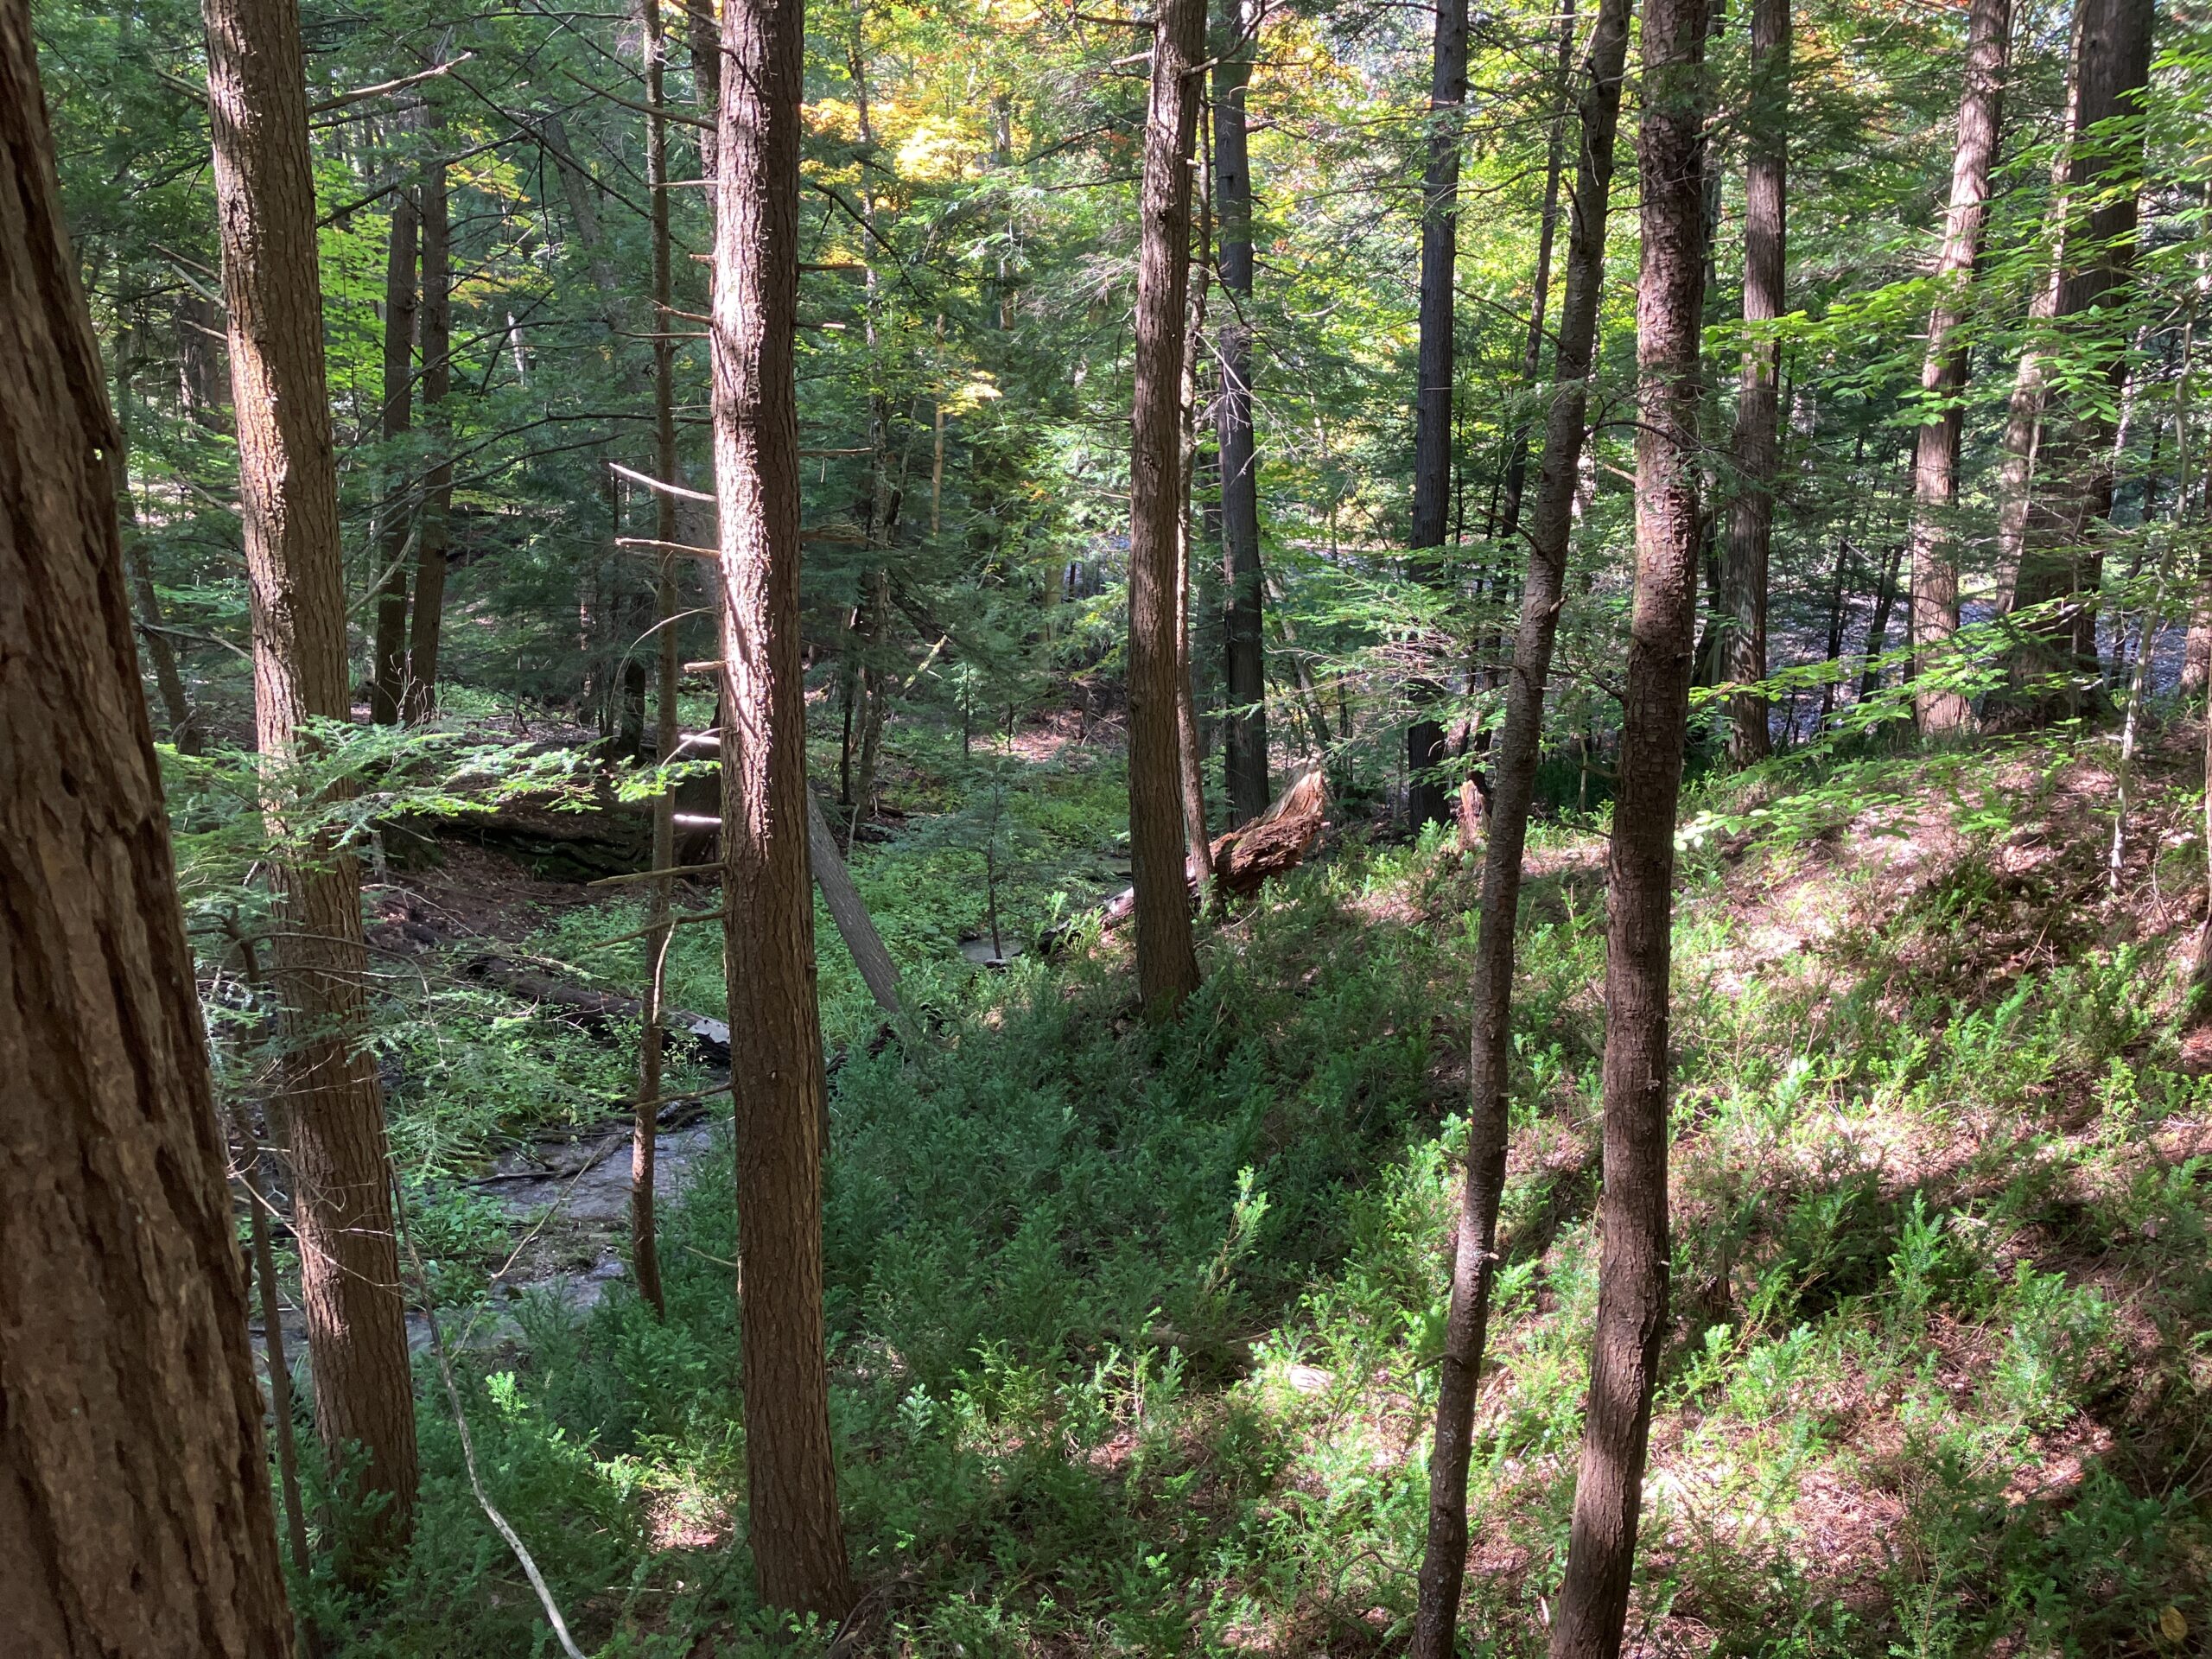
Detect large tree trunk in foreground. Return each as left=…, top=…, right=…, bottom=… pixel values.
left=1551, top=0, right=1711, bottom=1645
left=1722, top=0, right=1788, bottom=765
left=0, top=9, right=296, bottom=1644
left=1406, top=0, right=1471, bottom=832
left=2005, top=0, right=2154, bottom=718
left=1408, top=0, right=1634, bottom=1649
left=202, top=0, right=419, bottom=1563
left=369, top=170, right=419, bottom=726
left=1907, top=0, right=2012, bottom=734
left=404, top=124, right=452, bottom=722
left=711, top=0, right=854, bottom=1615
left=1128, top=0, right=1208, bottom=1017
left=1213, top=0, right=1269, bottom=827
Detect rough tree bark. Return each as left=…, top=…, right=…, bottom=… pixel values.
left=1213, top=0, right=1269, bottom=826
left=1406, top=0, right=1471, bottom=830
left=368, top=163, right=418, bottom=726
left=1550, top=0, right=1710, bottom=1645
left=1408, top=0, right=1634, bottom=1649
left=0, top=7, right=296, bottom=1643
left=404, top=114, right=452, bottom=722
left=1906, top=0, right=2012, bottom=734
left=711, top=0, right=855, bottom=1613
left=1128, top=0, right=1209, bottom=1016
left=2006, top=0, right=2154, bottom=715
left=202, top=0, right=420, bottom=1561
left=632, top=0, right=677, bottom=1321
left=1722, top=0, right=1788, bottom=764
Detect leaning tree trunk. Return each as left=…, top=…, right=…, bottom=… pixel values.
left=404, top=117, right=453, bottom=722
left=711, top=0, right=854, bottom=1616
left=1213, top=0, right=1269, bottom=827
left=1906, top=0, right=2012, bottom=734
left=1128, top=0, right=1208, bottom=1017
left=1722, top=0, right=1789, bottom=765
left=368, top=166, right=418, bottom=726
left=2006, top=0, right=2155, bottom=718
left=1406, top=0, right=1471, bottom=831
left=202, top=0, right=420, bottom=1565
left=1551, top=0, right=1710, bottom=1646
left=0, top=9, right=296, bottom=1644
left=1408, top=0, right=1635, bottom=1650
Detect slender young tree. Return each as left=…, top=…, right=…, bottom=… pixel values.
left=202, top=0, right=420, bottom=1560
left=404, top=118, right=453, bottom=722
left=632, top=0, right=677, bottom=1320
left=368, top=162, right=419, bottom=726
left=1, top=3, right=296, bottom=1643
left=1551, top=0, right=1711, bottom=1644
left=1722, top=0, right=1789, bottom=764
left=1405, top=0, right=1471, bottom=830
left=1906, top=0, right=2012, bottom=734
left=1128, top=0, right=1209, bottom=1016
left=2007, top=0, right=2155, bottom=710
left=1408, top=0, right=1635, bottom=1649
left=1213, top=0, right=1269, bottom=826
left=711, top=0, right=854, bottom=1613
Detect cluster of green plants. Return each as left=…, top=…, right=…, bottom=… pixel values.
left=283, top=724, right=2210, bottom=1656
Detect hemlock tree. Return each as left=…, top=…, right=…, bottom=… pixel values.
left=0, top=2, right=296, bottom=1644
left=201, top=0, right=420, bottom=1560
left=1722, top=0, right=1789, bottom=765
left=1127, top=0, right=1207, bottom=1018
left=1408, top=0, right=1636, bottom=1647
left=1213, top=0, right=1269, bottom=827
left=1405, top=0, right=1471, bottom=832
left=1906, top=0, right=2012, bottom=735
left=1551, top=0, right=1711, bottom=1643
left=711, top=0, right=855, bottom=1613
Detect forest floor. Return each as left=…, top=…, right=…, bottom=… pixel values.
left=304, top=712, right=2212, bottom=1658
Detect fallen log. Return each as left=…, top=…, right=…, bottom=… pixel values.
left=462, top=954, right=730, bottom=1066
left=1047, top=766, right=1329, bottom=949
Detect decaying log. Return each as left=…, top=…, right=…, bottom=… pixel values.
left=1051, top=766, right=1329, bottom=947
left=462, top=954, right=730, bottom=1065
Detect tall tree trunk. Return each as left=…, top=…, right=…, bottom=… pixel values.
left=1128, top=0, right=1208, bottom=1017
left=632, top=0, right=677, bottom=1322
left=0, top=13, right=296, bottom=1643
left=685, top=0, right=719, bottom=179
left=404, top=122, right=452, bottom=721
left=1494, top=0, right=1579, bottom=548
left=1213, top=0, right=1269, bottom=827
left=1408, top=0, right=1634, bottom=1649
left=1550, top=0, right=1710, bottom=1645
left=113, top=316, right=203, bottom=752
left=1722, top=0, right=1788, bottom=764
left=2006, top=0, right=2155, bottom=718
left=711, top=0, right=854, bottom=1614
left=1859, top=537, right=1906, bottom=703
left=1906, top=0, right=2012, bottom=734
left=1406, top=0, right=1471, bottom=831
left=202, top=0, right=419, bottom=1563
left=369, top=171, right=418, bottom=726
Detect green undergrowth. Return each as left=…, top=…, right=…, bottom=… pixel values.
left=318, top=727, right=2212, bottom=1656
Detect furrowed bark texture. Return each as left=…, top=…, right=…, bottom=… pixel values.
left=404, top=123, right=452, bottom=722
left=202, top=0, right=420, bottom=1556
left=1722, top=0, right=1787, bottom=763
left=1406, top=0, right=1471, bottom=830
left=1551, top=0, right=1710, bottom=1646
left=712, top=0, right=855, bottom=1614
left=1906, top=0, right=2011, bottom=734
left=1213, top=0, right=1269, bottom=826
left=1128, top=0, right=1208, bottom=1016
left=1408, top=0, right=1634, bottom=1650
left=0, top=6, right=296, bottom=1644
left=369, top=175, right=418, bottom=726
